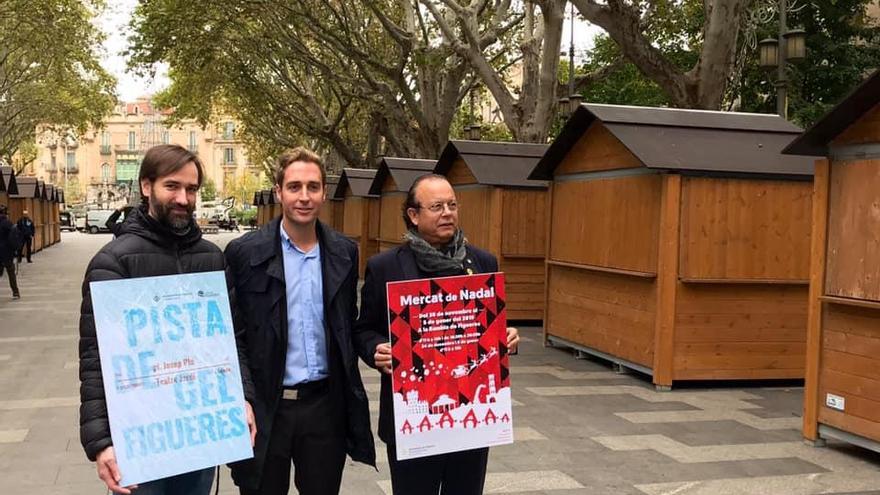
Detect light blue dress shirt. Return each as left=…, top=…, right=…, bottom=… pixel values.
left=280, top=223, right=328, bottom=386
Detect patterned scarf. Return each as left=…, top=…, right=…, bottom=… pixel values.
left=404, top=228, right=468, bottom=276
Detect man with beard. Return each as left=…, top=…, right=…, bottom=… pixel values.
left=77, top=144, right=256, bottom=495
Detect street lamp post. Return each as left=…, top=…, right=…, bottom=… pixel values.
left=758, top=0, right=806, bottom=119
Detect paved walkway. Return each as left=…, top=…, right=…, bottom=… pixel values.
left=1, top=232, right=879, bottom=494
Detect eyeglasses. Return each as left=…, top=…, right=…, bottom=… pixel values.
left=413, top=201, right=459, bottom=213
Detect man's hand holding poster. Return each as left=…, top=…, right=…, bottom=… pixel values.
left=386, top=272, right=513, bottom=460
left=90, top=271, right=253, bottom=486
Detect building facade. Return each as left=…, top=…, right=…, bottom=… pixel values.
left=31, top=97, right=259, bottom=209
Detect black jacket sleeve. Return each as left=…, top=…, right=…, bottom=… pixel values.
left=78, top=249, right=126, bottom=461
left=224, top=241, right=256, bottom=404
left=352, top=259, right=389, bottom=369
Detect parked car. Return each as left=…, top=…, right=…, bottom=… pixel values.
left=59, top=211, right=77, bottom=232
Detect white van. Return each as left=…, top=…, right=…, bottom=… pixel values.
left=85, top=209, right=117, bottom=234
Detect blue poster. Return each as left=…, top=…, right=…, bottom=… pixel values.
left=91, top=271, right=253, bottom=486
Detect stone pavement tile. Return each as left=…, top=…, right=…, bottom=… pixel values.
left=0, top=397, right=78, bottom=410
left=0, top=429, right=28, bottom=443
left=375, top=470, right=585, bottom=494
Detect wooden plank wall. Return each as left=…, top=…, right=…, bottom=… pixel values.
left=549, top=175, right=661, bottom=274
left=454, top=187, right=492, bottom=250
left=500, top=188, right=547, bottom=320
left=672, top=283, right=808, bottom=380
left=342, top=196, right=364, bottom=242
left=318, top=200, right=335, bottom=229
left=0, top=192, right=7, bottom=208
left=825, top=159, right=880, bottom=301
left=379, top=192, right=406, bottom=252
left=817, top=303, right=880, bottom=441
left=546, top=264, right=656, bottom=367
left=32, top=198, right=44, bottom=251
left=679, top=177, right=812, bottom=282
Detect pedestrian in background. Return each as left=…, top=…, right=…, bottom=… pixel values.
left=0, top=204, right=21, bottom=300
left=15, top=209, right=35, bottom=263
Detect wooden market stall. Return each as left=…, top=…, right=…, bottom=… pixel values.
left=434, top=140, right=549, bottom=322
left=9, top=177, right=42, bottom=253
left=369, top=157, right=435, bottom=252
left=52, top=187, right=62, bottom=244
left=32, top=180, right=46, bottom=252
left=529, top=103, right=815, bottom=388
left=783, top=70, right=880, bottom=452
left=259, top=189, right=276, bottom=226
left=335, top=168, right=378, bottom=277
left=318, top=175, right=344, bottom=231
left=44, top=184, right=56, bottom=246
left=0, top=166, right=17, bottom=208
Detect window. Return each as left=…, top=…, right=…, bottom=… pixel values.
left=224, top=147, right=235, bottom=164
left=189, top=131, right=197, bottom=148
left=162, top=130, right=171, bottom=144
left=128, top=131, right=136, bottom=150
left=66, top=151, right=76, bottom=171
left=223, top=121, right=235, bottom=140
left=101, top=132, right=110, bottom=147
left=101, top=163, right=110, bottom=181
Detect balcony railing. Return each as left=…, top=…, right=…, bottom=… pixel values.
left=100, top=145, right=112, bottom=155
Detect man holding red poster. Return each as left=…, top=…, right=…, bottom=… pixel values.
left=386, top=272, right=513, bottom=461
left=353, top=174, right=519, bottom=495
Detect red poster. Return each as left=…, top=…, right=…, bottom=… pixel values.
left=386, top=272, right=513, bottom=460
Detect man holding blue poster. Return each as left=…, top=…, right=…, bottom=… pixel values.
left=78, top=144, right=256, bottom=494
left=225, top=147, right=375, bottom=495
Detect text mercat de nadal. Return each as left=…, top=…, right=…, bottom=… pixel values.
left=400, top=286, right=496, bottom=306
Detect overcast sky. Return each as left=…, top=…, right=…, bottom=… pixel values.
left=99, top=2, right=601, bottom=102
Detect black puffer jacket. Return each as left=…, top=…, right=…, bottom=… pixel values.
left=78, top=206, right=237, bottom=461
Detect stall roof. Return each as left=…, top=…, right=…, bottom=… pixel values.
left=369, top=157, right=436, bottom=195
left=57, top=189, right=65, bottom=204
left=325, top=175, right=341, bottom=201
left=784, top=69, right=880, bottom=156
left=252, top=191, right=261, bottom=206
left=45, top=184, right=55, bottom=203
left=37, top=180, right=46, bottom=200
left=10, top=176, right=40, bottom=199
left=334, top=168, right=378, bottom=199
left=435, top=140, right=549, bottom=188
left=0, top=166, right=17, bottom=195
left=259, top=189, right=276, bottom=205
left=530, top=103, right=813, bottom=180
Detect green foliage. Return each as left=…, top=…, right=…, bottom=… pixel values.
left=0, top=0, right=116, bottom=167
left=200, top=178, right=217, bottom=202
left=737, top=0, right=880, bottom=127
left=231, top=207, right=257, bottom=226
left=224, top=172, right=263, bottom=213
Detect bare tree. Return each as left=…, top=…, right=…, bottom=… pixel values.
left=571, top=0, right=750, bottom=109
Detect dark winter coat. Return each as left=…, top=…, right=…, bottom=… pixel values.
left=16, top=217, right=35, bottom=239
left=77, top=206, right=231, bottom=461
left=352, top=242, right=498, bottom=443
left=224, top=217, right=376, bottom=490
left=0, top=214, right=15, bottom=261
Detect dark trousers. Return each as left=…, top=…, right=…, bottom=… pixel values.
left=0, top=258, right=19, bottom=296
left=131, top=467, right=214, bottom=495
left=241, top=382, right=347, bottom=495
left=16, top=237, right=32, bottom=262
left=387, top=445, right=489, bottom=495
